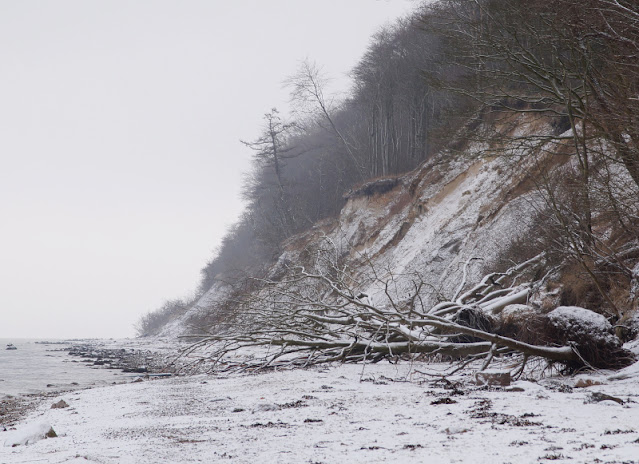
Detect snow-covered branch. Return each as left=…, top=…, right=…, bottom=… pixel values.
left=175, top=243, right=633, bottom=375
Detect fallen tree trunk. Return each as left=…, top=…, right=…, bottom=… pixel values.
left=177, top=247, right=633, bottom=374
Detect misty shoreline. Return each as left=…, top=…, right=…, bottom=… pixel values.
left=1, top=338, right=176, bottom=429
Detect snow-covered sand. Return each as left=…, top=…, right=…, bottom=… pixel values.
left=2, top=358, right=639, bottom=463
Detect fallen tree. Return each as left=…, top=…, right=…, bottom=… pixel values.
left=177, top=242, right=635, bottom=375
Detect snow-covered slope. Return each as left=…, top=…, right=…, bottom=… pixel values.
left=163, top=115, right=557, bottom=337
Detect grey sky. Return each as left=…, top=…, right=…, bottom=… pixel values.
left=0, top=0, right=416, bottom=339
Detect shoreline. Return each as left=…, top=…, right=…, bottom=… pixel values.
left=1, top=392, right=47, bottom=430
left=2, top=361, right=639, bottom=463
left=1, top=338, right=178, bottom=430
left=3, top=339, right=639, bottom=463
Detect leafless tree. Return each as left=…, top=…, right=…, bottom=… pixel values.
left=431, top=0, right=639, bottom=189
left=286, top=59, right=365, bottom=179
left=242, top=109, right=298, bottom=239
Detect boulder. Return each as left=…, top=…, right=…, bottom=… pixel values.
left=51, top=400, right=69, bottom=409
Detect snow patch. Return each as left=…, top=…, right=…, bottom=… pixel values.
left=3, top=422, right=56, bottom=447
left=548, top=306, right=611, bottom=333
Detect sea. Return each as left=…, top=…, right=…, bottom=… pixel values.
left=0, top=338, right=127, bottom=399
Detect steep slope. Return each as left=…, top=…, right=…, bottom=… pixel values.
left=160, top=114, right=561, bottom=337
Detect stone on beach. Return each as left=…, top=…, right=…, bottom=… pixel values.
left=51, top=400, right=69, bottom=409
left=3, top=421, right=57, bottom=447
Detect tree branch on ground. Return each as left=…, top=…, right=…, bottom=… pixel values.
left=175, top=240, right=634, bottom=375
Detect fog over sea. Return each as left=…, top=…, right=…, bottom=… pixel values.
left=0, top=339, right=126, bottom=398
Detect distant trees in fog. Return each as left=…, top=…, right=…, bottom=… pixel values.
left=136, top=298, right=189, bottom=337
left=196, top=4, right=476, bottom=292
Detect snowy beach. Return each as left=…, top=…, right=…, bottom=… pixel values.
left=2, top=344, right=639, bottom=464
left=3, top=0, right=639, bottom=462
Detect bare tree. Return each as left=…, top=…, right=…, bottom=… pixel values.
left=350, top=19, right=459, bottom=177
left=432, top=0, right=639, bottom=189
left=241, top=109, right=298, bottom=238
left=286, top=59, right=364, bottom=179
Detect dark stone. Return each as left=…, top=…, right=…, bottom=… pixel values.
left=431, top=397, right=458, bottom=405
left=51, top=400, right=69, bottom=409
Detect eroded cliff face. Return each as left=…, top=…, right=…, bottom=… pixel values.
left=162, top=115, right=558, bottom=337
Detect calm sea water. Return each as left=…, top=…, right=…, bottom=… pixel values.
left=0, top=339, right=126, bottom=398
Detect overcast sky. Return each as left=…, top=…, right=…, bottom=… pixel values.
left=0, top=1, right=417, bottom=339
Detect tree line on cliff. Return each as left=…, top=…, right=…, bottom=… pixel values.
left=137, top=0, right=639, bottom=339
